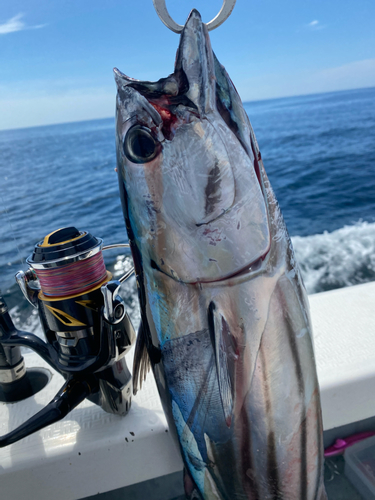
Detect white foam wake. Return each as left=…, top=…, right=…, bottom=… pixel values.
left=292, top=221, right=375, bottom=294
left=111, top=222, right=375, bottom=299
left=11, top=222, right=375, bottom=334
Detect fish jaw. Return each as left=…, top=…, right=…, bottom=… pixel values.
left=115, top=10, right=270, bottom=284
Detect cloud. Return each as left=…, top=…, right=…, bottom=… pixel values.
left=236, top=59, right=375, bottom=102
left=1, top=59, right=374, bottom=130
left=307, top=20, right=326, bottom=31
left=0, top=13, right=46, bottom=35
left=317, top=59, right=375, bottom=90
left=0, top=85, right=115, bottom=131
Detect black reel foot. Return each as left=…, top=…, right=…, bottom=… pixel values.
left=0, top=368, right=51, bottom=403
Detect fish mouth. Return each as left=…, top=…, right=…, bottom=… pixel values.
left=150, top=245, right=270, bottom=285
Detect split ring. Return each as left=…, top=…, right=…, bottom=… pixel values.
left=152, top=0, right=236, bottom=33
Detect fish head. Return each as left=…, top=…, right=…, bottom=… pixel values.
left=115, top=9, right=270, bottom=284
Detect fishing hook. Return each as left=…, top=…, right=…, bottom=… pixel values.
left=152, top=0, right=236, bottom=33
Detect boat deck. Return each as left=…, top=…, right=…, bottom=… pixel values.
left=1, top=281, right=375, bottom=499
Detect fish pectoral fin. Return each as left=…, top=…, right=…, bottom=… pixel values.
left=184, top=467, right=203, bottom=500
left=208, top=302, right=237, bottom=426
left=318, top=485, right=328, bottom=500
left=132, top=321, right=151, bottom=395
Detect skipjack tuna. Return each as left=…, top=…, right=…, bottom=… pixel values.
left=114, top=9, right=327, bottom=500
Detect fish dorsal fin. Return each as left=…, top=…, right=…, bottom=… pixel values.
left=208, top=302, right=237, bottom=426
left=114, top=67, right=180, bottom=99
left=132, top=321, right=151, bottom=395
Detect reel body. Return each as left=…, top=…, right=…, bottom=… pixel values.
left=0, top=227, right=136, bottom=447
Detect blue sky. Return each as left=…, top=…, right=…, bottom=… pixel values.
left=0, top=0, right=374, bottom=130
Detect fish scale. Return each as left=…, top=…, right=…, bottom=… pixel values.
left=114, top=9, right=327, bottom=500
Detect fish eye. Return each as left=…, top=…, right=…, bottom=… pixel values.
left=123, top=125, right=159, bottom=164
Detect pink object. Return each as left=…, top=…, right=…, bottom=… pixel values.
left=35, top=251, right=107, bottom=297
left=324, top=431, right=375, bottom=457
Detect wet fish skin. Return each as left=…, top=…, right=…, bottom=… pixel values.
left=114, top=9, right=327, bottom=500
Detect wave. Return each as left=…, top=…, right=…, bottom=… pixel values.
left=9, top=222, right=375, bottom=335
left=8, top=304, right=44, bottom=346
left=292, top=221, right=375, bottom=294
left=112, top=222, right=375, bottom=297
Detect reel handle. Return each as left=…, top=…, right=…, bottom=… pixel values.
left=0, top=377, right=93, bottom=448
left=0, top=286, right=135, bottom=446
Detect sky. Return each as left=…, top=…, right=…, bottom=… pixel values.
left=0, top=0, right=374, bottom=130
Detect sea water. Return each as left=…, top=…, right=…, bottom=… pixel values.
left=0, top=87, right=374, bottom=499
left=1, top=87, right=374, bottom=303
left=0, top=86, right=374, bottom=334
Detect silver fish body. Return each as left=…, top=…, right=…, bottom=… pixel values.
left=114, top=10, right=327, bottom=500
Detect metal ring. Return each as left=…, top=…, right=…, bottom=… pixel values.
left=102, top=244, right=135, bottom=283
left=152, top=0, right=236, bottom=34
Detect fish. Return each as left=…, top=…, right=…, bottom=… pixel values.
left=114, top=9, right=327, bottom=500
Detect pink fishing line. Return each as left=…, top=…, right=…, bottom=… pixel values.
left=35, top=252, right=107, bottom=297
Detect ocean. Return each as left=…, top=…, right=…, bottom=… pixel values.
left=0, top=86, right=374, bottom=333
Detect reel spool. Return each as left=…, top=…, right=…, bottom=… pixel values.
left=0, top=227, right=136, bottom=447
left=26, top=227, right=112, bottom=367
left=30, top=227, right=108, bottom=296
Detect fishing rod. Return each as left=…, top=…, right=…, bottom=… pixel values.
left=0, top=226, right=136, bottom=447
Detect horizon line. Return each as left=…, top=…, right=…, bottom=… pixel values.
left=0, top=84, right=374, bottom=133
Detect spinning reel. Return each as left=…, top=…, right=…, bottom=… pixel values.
left=0, top=227, right=136, bottom=447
